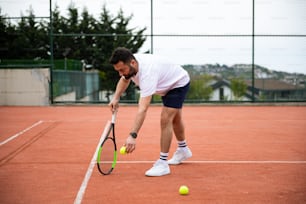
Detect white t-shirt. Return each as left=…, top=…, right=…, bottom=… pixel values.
left=131, top=54, right=190, bottom=97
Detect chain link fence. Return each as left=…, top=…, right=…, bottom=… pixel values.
left=1, top=0, right=305, bottom=104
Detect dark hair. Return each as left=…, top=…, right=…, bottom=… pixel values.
left=109, top=47, right=136, bottom=65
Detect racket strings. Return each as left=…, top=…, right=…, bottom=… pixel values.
left=97, top=117, right=117, bottom=175
left=98, top=138, right=115, bottom=174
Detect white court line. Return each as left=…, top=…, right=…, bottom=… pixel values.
left=74, top=121, right=111, bottom=204
left=89, top=160, right=306, bottom=164
left=88, top=160, right=306, bottom=165
left=0, top=120, right=43, bottom=146
left=114, top=160, right=306, bottom=164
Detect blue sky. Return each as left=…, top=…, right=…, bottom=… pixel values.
left=1, top=0, right=306, bottom=74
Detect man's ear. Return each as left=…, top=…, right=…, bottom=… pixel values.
left=130, top=59, right=137, bottom=66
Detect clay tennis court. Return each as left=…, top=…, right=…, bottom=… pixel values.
left=0, top=105, right=305, bottom=203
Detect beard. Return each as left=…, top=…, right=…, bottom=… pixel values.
left=123, top=64, right=137, bottom=80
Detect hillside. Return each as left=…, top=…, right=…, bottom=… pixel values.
left=183, top=64, right=306, bottom=87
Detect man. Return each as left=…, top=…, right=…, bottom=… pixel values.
left=109, top=47, right=192, bottom=177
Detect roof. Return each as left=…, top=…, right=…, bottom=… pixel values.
left=209, top=79, right=254, bottom=100
left=245, top=79, right=298, bottom=91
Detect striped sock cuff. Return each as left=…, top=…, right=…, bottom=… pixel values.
left=178, top=140, right=187, bottom=148
left=160, top=152, right=169, bottom=161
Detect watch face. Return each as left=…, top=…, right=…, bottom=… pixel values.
left=130, top=132, right=137, bottom=138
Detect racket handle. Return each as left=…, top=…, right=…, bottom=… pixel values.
left=112, top=111, right=117, bottom=123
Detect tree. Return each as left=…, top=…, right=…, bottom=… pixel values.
left=0, top=11, right=9, bottom=57
left=230, top=78, right=247, bottom=100
left=0, top=7, right=47, bottom=59
left=49, top=4, right=146, bottom=98
left=1, top=4, right=147, bottom=100
left=92, top=6, right=146, bottom=100
left=187, top=75, right=213, bottom=101
left=1, top=4, right=146, bottom=62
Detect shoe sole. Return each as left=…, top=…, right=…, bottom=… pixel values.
left=145, top=171, right=170, bottom=177
left=168, top=154, right=192, bottom=165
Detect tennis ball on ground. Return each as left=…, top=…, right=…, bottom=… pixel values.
left=179, top=185, right=189, bottom=195
left=120, top=146, right=126, bottom=155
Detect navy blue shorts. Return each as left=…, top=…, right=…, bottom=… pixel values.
left=162, top=82, right=190, bottom=109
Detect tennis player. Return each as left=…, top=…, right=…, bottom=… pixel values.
left=109, top=47, right=192, bottom=176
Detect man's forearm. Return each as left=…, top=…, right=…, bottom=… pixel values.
left=131, top=109, right=147, bottom=134
left=130, top=95, right=152, bottom=134
left=113, top=76, right=130, bottom=100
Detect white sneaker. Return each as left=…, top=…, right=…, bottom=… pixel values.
left=145, top=160, right=170, bottom=177
left=168, top=147, right=192, bottom=165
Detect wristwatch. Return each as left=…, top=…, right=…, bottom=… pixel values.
left=130, top=132, right=137, bottom=139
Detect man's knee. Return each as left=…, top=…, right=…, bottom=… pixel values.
left=160, top=107, right=178, bottom=127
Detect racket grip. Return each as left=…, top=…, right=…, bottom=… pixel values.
left=112, top=111, right=117, bottom=123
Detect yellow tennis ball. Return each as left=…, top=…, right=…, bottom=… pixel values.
left=120, top=146, right=126, bottom=155
left=179, top=185, right=189, bottom=195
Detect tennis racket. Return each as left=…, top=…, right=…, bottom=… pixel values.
left=97, top=112, right=117, bottom=175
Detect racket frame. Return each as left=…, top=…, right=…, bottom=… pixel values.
left=97, top=112, right=117, bottom=175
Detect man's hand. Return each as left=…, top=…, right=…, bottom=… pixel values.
left=125, top=135, right=136, bottom=153
left=108, top=99, right=119, bottom=112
